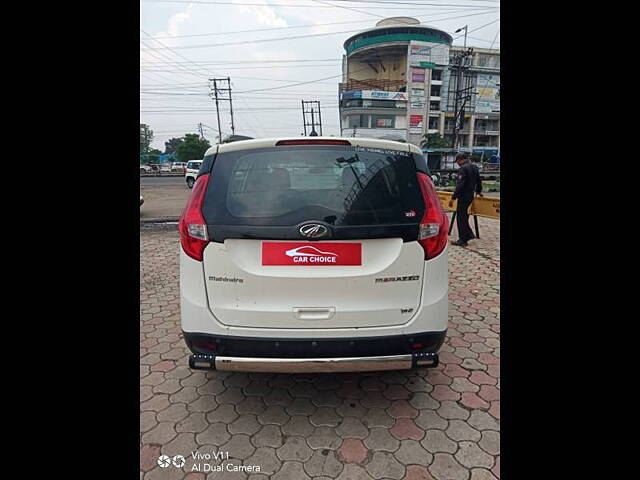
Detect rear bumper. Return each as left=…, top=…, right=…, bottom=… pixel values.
left=183, top=330, right=445, bottom=372
left=190, top=353, right=438, bottom=373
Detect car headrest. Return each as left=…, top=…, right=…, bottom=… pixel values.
left=270, top=168, right=291, bottom=189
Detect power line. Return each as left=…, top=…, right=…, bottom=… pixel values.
left=140, top=37, right=206, bottom=80
left=146, top=7, right=494, bottom=40
left=141, top=29, right=222, bottom=82
left=229, top=80, right=269, bottom=137
left=138, top=27, right=384, bottom=51
left=143, top=74, right=342, bottom=85
left=141, top=63, right=342, bottom=72
left=141, top=6, right=499, bottom=137
left=488, top=28, right=500, bottom=50
left=311, top=0, right=385, bottom=19
left=235, top=73, right=345, bottom=94
left=141, top=58, right=342, bottom=65
left=453, top=17, right=499, bottom=38
left=139, top=11, right=499, bottom=51
left=140, top=0, right=500, bottom=9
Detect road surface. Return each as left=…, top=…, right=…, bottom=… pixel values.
left=140, top=176, right=190, bottom=220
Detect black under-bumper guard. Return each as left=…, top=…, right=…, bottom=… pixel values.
left=184, top=330, right=445, bottom=372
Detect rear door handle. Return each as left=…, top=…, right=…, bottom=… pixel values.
left=293, top=307, right=335, bottom=320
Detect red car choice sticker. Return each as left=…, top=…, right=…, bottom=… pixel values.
left=262, top=242, right=362, bottom=266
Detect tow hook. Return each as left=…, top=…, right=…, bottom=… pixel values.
left=189, top=354, right=216, bottom=370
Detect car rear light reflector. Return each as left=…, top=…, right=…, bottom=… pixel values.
left=187, top=223, right=208, bottom=241
left=192, top=340, right=217, bottom=351
left=179, top=173, right=210, bottom=261
left=419, top=223, right=440, bottom=239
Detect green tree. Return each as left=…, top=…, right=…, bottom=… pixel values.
left=140, top=148, right=162, bottom=165
left=176, top=134, right=211, bottom=163
left=149, top=149, right=162, bottom=163
left=140, top=124, right=154, bottom=154
left=420, top=133, right=449, bottom=149
left=164, top=137, right=184, bottom=155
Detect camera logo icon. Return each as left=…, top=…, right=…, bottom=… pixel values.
left=157, top=455, right=171, bottom=468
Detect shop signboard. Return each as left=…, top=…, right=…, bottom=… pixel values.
left=411, top=67, right=426, bottom=83
left=475, top=73, right=500, bottom=113
left=408, top=41, right=450, bottom=67
left=410, top=115, right=423, bottom=128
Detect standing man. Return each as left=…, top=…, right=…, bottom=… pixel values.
left=448, top=152, right=482, bottom=246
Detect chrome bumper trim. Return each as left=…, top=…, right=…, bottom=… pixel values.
left=214, top=354, right=413, bottom=373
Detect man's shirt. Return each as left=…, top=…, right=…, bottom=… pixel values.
left=452, top=162, right=482, bottom=199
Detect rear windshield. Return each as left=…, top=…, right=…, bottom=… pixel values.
left=188, top=162, right=201, bottom=169
left=202, top=145, right=424, bottom=227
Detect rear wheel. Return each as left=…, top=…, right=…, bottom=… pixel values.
left=186, top=177, right=195, bottom=189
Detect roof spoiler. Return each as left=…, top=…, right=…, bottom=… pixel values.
left=221, top=135, right=254, bottom=144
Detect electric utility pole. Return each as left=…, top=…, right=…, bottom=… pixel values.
left=209, top=77, right=235, bottom=142
left=449, top=47, right=475, bottom=152
left=301, top=100, right=323, bottom=136
left=197, top=123, right=205, bottom=140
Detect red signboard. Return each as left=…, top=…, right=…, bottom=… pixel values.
left=410, top=115, right=424, bottom=128
left=262, top=242, right=362, bottom=266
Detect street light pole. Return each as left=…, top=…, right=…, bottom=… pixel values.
left=455, top=25, right=468, bottom=49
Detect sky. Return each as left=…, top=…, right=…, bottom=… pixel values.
left=140, top=0, right=500, bottom=151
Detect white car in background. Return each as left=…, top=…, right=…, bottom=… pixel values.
left=172, top=162, right=187, bottom=172
left=185, top=160, right=203, bottom=189
left=179, top=137, right=449, bottom=373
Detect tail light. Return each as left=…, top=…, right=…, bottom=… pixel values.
left=417, top=172, right=449, bottom=260
left=179, top=173, right=210, bottom=261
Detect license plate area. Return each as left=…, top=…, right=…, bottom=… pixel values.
left=262, top=242, right=362, bottom=266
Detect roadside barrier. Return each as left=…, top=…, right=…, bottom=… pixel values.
left=436, top=191, right=500, bottom=239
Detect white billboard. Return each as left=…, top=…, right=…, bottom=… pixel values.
left=408, top=41, right=450, bottom=67
left=475, top=73, right=500, bottom=113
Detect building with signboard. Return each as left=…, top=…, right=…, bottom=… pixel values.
left=339, top=17, right=500, bottom=157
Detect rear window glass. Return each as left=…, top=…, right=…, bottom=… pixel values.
left=202, top=146, right=424, bottom=227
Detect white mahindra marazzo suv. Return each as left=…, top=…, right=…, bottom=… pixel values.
left=179, top=137, right=449, bottom=373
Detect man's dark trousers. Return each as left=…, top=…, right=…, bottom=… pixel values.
left=456, top=193, right=475, bottom=242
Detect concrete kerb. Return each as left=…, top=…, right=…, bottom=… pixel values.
left=140, top=217, right=180, bottom=224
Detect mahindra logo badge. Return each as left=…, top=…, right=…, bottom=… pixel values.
left=299, top=223, right=328, bottom=238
